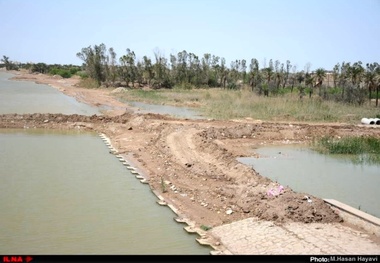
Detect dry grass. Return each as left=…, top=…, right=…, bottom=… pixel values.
left=115, top=87, right=377, bottom=124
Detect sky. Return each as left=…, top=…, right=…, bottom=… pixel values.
left=0, top=0, right=379, bottom=71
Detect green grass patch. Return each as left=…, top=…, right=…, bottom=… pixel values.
left=200, top=225, right=212, bottom=231
left=160, top=176, right=167, bottom=193
left=312, top=136, right=380, bottom=164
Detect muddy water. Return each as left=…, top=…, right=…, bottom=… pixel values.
left=238, top=145, right=380, bottom=218
left=0, top=72, right=99, bottom=115
left=0, top=72, right=210, bottom=254
left=0, top=129, right=210, bottom=254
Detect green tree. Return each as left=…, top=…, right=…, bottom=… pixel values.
left=314, top=68, right=326, bottom=96
left=348, top=61, right=364, bottom=86
left=241, top=59, right=247, bottom=84
left=263, top=59, right=274, bottom=89
left=135, top=60, right=144, bottom=87
left=209, top=55, right=220, bottom=87
left=142, top=56, right=154, bottom=87
left=31, top=63, right=48, bottom=74
left=152, top=48, right=171, bottom=88
left=290, top=65, right=297, bottom=92
left=296, top=70, right=305, bottom=99
left=249, top=58, right=260, bottom=92
left=374, top=65, right=380, bottom=107
left=76, top=43, right=108, bottom=87
left=274, top=60, right=282, bottom=90
left=332, top=63, right=340, bottom=88
left=305, top=72, right=314, bottom=98
left=1, top=55, right=10, bottom=70
left=339, top=62, right=350, bottom=99
left=282, top=60, right=291, bottom=88
left=201, top=53, right=211, bottom=85
left=220, top=58, right=227, bottom=88
left=364, top=63, right=377, bottom=104
left=228, top=59, right=241, bottom=89
left=119, top=48, right=137, bottom=87
left=1, top=55, right=18, bottom=70
left=105, top=47, right=118, bottom=87
left=176, top=50, right=188, bottom=85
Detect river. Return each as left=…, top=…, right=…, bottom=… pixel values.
left=0, top=71, right=211, bottom=255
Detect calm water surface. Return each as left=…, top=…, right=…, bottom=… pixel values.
left=238, top=145, right=380, bottom=218
left=0, top=129, right=210, bottom=254
left=0, top=72, right=210, bottom=254
left=0, top=71, right=99, bottom=115
left=127, top=101, right=204, bottom=119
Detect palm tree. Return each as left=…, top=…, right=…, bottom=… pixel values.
left=339, top=62, right=350, bottom=99
left=365, top=63, right=377, bottom=105
left=296, top=71, right=305, bottom=99
left=305, top=72, right=314, bottom=98
left=315, top=68, right=326, bottom=96
left=261, top=66, right=273, bottom=96
left=374, top=65, right=380, bottom=107
left=264, top=66, right=273, bottom=84
left=1, top=55, right=11, bottom=70
left=315, top=68, right=326, bottom=86
left=332, top=63, right=340, bottom=88
left=348, top=61, right=364, bottom=86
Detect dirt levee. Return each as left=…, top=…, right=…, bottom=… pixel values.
left=2, top=111, right=379, bottom=229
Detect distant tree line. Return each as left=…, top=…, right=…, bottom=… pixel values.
left=1, top=55, right=81, bottom=78
left=2, top=43, right=380, bottom=107
left=1, top=56, right=19, bottom=71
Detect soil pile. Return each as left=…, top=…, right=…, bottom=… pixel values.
left=2, top=111, right=379, bottom=228
left=2, top=70, right=380, bottom=229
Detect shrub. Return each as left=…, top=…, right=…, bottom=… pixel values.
left=78, top=77, right=99, bottom=88
left=200, top=225, right=212, bottom=231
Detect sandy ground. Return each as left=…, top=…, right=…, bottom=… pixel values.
left=2, top=70, right=380, bottom=252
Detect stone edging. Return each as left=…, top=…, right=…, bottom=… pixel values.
left=324, top=199, right=380, bottom=237
left=98, top=133, right=230, bottom=255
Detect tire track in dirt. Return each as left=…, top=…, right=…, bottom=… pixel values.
left=166, top=127, right=201, bottom=169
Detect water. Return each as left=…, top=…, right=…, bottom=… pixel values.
left=0, top=71, right=100, bottom=115
left=0, top=129, right=210, bottom=254
left=128, top=101, right=204, bottom=119
left=0, top=72, right=210, bottom=254
left=237, top=145, right=380, bottom=218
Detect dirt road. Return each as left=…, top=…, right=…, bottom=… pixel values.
left=2, top=70, right=380, bottom=253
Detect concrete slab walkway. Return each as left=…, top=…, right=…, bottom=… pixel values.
left=209, top=217, right=380, bottom=255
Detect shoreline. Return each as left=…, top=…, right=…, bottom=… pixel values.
left=1, top=69, right=380, bottom=254
left=98, top=132, right=229, bottom=253
left=3, top=69, right=129, bottom=116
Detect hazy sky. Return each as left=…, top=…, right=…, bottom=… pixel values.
left=1, top=0, right=379, bottom=70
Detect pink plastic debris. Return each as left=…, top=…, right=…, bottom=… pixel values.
left=267, top=189, right=275, bottom=196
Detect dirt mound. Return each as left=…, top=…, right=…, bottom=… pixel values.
left=254, top=191, right=342, bottom=223
left=2, top=71, right=379, bottom=228
left=2, top=112, right=378, bottom=227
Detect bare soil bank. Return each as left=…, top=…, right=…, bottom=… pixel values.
left=2, top=70, right=380, bottom=237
